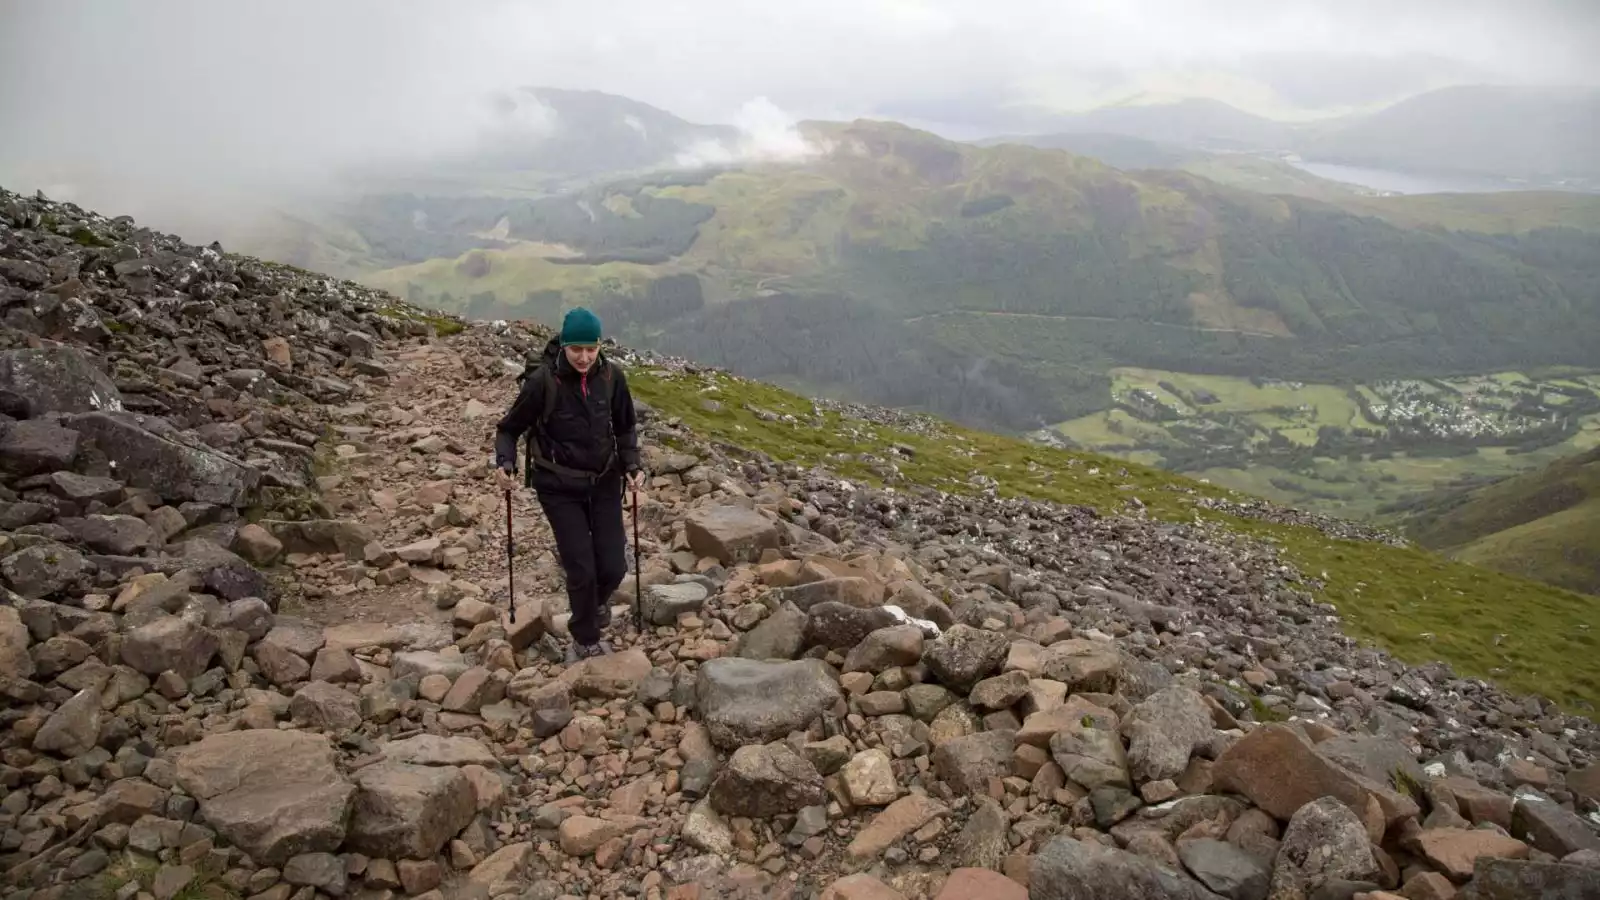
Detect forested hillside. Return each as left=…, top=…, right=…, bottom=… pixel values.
left=356, top=119, right=1600, bottom=432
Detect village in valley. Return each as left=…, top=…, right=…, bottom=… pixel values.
left=1040, top=368, right=1600, bottom=519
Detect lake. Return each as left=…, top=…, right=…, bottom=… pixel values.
left=1288, top=160, right=1543, bottom=195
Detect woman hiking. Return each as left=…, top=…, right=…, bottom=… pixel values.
left=493, top=307, right=645, bottom=661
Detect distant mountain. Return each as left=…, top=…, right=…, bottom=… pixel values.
left=1021, top=97, right=1296, bottom=151
left=1389, top=445, right=1600, bottom=595
left=471, top=87, right=741, bottom=179
left=355, top=119, right=1600, bottom=432
left=973, top=131, right=1363, bottom=202
left=987, top=86, right=1600, bottom=187
left=1297, top=85, right=1600, bottom=183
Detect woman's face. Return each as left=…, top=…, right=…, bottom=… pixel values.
left=564, top=344, right=599, bottom=372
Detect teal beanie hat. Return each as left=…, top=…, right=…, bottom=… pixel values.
left=559, top=307, right=603, bottom=346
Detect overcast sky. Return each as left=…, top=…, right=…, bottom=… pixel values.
left=1, top=0, right=1595, bottom=237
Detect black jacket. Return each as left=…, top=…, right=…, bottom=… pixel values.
left=493, top=337, right=641, bottom=489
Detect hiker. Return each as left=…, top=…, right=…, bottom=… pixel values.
left=492, top=307, right=645, bottom=660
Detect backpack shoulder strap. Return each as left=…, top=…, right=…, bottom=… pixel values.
left=538, top=365, right=558, bottom=428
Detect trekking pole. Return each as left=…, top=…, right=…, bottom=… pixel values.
left=504, top=488, right=517, bottom=625
left=631, top=487, right=643, bottom=634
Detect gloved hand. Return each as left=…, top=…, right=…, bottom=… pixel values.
left=493, top=466, right=517, bottom=493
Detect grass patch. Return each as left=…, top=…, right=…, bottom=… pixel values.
left=1392, top=766, right=1426, bottom=801
left=82, top=853, right=238, bottom=900
left=372, top=303, right=466, bottom=337
left=629, top=364, right=1600, bottom=711
left=1247, top=692, right=1289, bottom=723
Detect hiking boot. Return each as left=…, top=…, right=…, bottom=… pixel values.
left=565, top=641, right=612, bottom=663
left=598, top=604, right=613, bottom=630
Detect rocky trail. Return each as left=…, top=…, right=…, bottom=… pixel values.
left=1, top=184, right=1598, bottom=900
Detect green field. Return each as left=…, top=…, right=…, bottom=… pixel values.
left=626, top=361, right=1600, bottom=711
left=1050, top=367, right=1600, bottom=521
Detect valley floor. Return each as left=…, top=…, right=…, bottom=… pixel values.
left=1047, top=366, right=1600, bottom=523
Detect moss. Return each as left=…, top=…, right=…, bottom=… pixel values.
left=373, top=304, right=465, bottom=337
left=422, top=314, right=464, bottom=336
left=628, top=363, right=1600, bottom=711
left=1247, top=693, right=1289, bottom=723
left=1392, top=766, right=1425, bottom=801
left=70, top=226, right=111, bottom=247
left=83, top=854, right=158, bottom=900
left=246, top=486, right=331, bottom=524
left=84, top=848, right=238, bottom=899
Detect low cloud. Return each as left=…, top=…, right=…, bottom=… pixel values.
left=2, top=0, right=1595, bottom=243
left=673, top=98, right=830, bottom=168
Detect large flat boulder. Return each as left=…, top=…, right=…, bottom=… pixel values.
left=0, top=418, right=81, bottom=476
left=1213, top=723, right=1420, bottom=831
left=1457, top=858, right=1600, bottom=899
left=344, top=761, right=477, bottom=859
left=61, top=411, right=259, bottom=505
left=696, top=657, right=843, bottom=750
left=684, top=505, right=781, bottom=565
left=0, top=346, right=124, bottom=417
left=174, top=730, right=355, bottom=867
left=1031, top=835, right=1225, bottom=900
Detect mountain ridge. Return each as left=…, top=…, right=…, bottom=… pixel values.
left=985, top=83, right=1600, bottom=186
left=352, top=116, right=1600, bottom=433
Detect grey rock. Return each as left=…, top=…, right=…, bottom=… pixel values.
left=1, top=541, right=89, bottom=599
left=738, top=600, right=806, bottom=660
left=0, top=346, right=124, bottom=417
left=0, top=418, right=81, bottom=475
left=1177, top=839, right=1270, bottom=900
left=921, top=624, right=1010, bottom=692
left=708, top=742, right=826, bottom=818
left=932, top=729, right=1017, bottom=796
left=1456, top=858, right=1600, bottom=899
left=174, top=730, right=355, bottom=867
left=346, top=761, right=478, bottom=859
left=32, top=687, right=103, bottom=756
left=61, top=410, right=259, bottom=505
left=1123, top=686, right=1214, bottom=784
left=803, top=601, right=897, bottom=650
left=1268, top=796, right=1379, bottom=900
left=644, top=581, right=710, bottom=625
left=696, top=657, right=842, bottom=749
left=1032, top=835, right=1226, bottom=900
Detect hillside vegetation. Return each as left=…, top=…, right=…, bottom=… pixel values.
left=1388, top=445, right=1600, bottom=595
left=360, top=119, right=1600, bottom=433
left=625, top=361, right=1600, bottom=711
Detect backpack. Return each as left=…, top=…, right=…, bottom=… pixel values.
left=516, top=354, right=616, bottom=485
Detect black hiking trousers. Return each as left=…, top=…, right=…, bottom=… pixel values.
left=535, top=471, right=626, bottom=647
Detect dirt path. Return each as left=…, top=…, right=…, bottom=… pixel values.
left=279, top=339, right=569, bottom=635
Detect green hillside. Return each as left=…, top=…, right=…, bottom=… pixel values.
left=1387, top=446, right=1600, bottom=595
left=359, top=119, right=1600, bottom=431
left=627, top=361, right=1600, bottom=711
